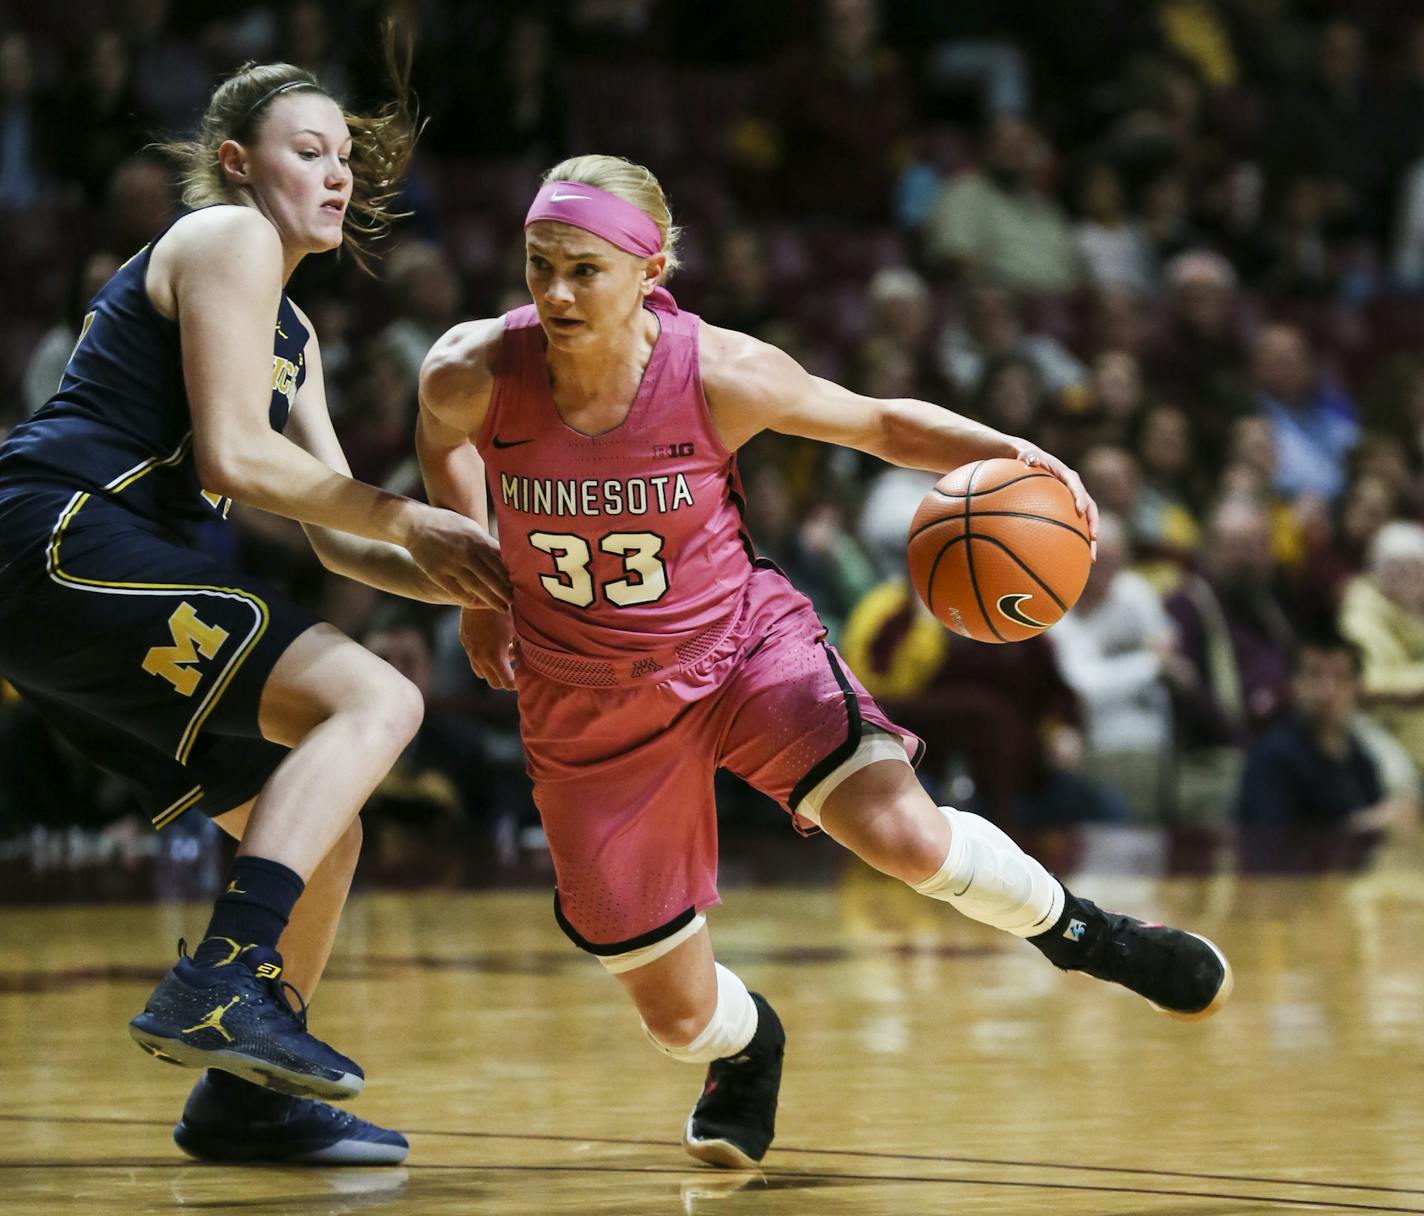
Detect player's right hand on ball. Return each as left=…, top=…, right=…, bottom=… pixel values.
left=408, top=508, right=511, bottom=610
left=460, top=607, right=516, bottom=690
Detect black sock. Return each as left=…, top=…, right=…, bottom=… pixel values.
left=191, top=856, right=305, bottom=968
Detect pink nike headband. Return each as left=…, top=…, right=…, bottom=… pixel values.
left=524, top=180, right=664, bottom=258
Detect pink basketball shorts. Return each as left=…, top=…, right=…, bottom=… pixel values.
left=514, top=564, right=924, bottom=955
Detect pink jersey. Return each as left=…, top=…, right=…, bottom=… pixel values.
left=476, top=299, right=754, bottom=662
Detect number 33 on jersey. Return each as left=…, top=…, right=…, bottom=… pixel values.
left=476, top=301, right=755, bottom=661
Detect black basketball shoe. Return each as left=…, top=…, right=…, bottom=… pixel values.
left=1030, top=889, right=1233, bottom=1020
left=174, top=1071, right=407, bottom=1164
left=682, top=993, right=785, bottom=1169
left=128, top=942, right=364, bottom=1100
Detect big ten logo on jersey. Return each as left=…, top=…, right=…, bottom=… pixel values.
left=651, top=441, right=694, bottom=459
left=142, top=601, right=229, bottom=696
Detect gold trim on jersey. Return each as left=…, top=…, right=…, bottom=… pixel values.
left=152, top=784, right=204, bottom=829
left=45, top=487, right=271, bottom=766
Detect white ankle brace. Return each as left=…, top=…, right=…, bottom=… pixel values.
left=643, top=963, right=759, bottom=1064
left=911, top=806, right=1065, bottom=937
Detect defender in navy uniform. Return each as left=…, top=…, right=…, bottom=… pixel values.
left=0, top=57, right=508, bottom=1163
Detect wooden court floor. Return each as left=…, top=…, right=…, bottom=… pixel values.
left=4, top=835, right=1424, bottom=1215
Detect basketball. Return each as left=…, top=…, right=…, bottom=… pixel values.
left=907, top=457, right=1092, bottom=643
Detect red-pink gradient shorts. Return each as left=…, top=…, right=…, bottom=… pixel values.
left=514, top=564, right=923, bottom=954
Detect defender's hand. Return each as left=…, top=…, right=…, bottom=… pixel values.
left=407, top=508, right=510, bottom=610
left=460, top=607, right=516, bottom=690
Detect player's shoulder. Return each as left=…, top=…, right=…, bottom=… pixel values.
left=163, top=204, right=282, bottom=262
left=698, top=320, right=799, bottom=399
left=419, top=318, right=505, bottom=412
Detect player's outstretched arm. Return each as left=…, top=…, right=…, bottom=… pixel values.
left=700, top=322, right=1098, bottom=544
left=167, top=208, right=509, bottom=609
left=280, top=308, right=456, bottom=603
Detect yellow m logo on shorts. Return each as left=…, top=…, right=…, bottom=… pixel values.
left=142, top=602, right=230, bottom=696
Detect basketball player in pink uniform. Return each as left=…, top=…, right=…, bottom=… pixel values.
left=418, top=155, right=1233, bottom=1168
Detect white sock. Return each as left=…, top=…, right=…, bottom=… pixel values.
left=911, top=806, right=1065, bottom=937
left=642, top=963, right=759, bottom=1064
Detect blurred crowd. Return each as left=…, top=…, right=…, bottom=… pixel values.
left=4, top=0, right=1424, bottom=873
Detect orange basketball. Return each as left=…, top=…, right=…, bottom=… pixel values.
left=907, top=457, right=1092, bottom=643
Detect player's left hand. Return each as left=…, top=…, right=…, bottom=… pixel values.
left=1012, top=442, right=1100, bottom=559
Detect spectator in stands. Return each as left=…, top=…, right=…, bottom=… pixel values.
left=1340, top=521, right=1424, bottom=774
left=1131, top=403, right=1204, bottom=556
left=937, top=282, right=1084, bottom=399
left=701, top=227, right=778, bottom=337
left=376, top=240, right=463, bottom=383
left=50, top=29, right=151, bottom=203
left=101, top=154, right=176, bottom=252
left=1297, top=468, right=1400, bottom=626
left=1071, top=159, right=1154, bottom=293
left=861, top=266, right=950, bottom=403
left=1086, top=349, right=1149, bottom=446
left=745, top=0, right=912, bottom=223
left=359, top=602, right=508, bottom=865
left=840, top=581, right=1123, bottom=828
left=1048, top=513, right=1179, bottom=821
left=922, top=113, right=1080, bottom=293
left=744, top=463, right=876, bottom=644
left=1267, top=18, right=1392, bottom=243
left=1165, top=495, right=1296, bottom=821
left=0, top=32, right=51, bottom=209
left=22, top=249, right=122, bottom=416
left=1144, top=250, right=1251, bottom=448
left=1252, top=322, right=1359, bottom=503
left=1235, top=629, right=1418, bottom=869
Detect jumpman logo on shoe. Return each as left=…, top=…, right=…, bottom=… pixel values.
left=183, top=996, right=241, bottom=1043
left=225, top=880, right=246, bottom=895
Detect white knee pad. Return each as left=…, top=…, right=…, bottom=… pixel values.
left=643, top=963, right=759, bottom=1065
left=911, top=806, right=1064, bottom=937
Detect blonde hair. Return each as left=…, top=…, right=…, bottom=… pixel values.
left=541, top=154, right=682, bottom=276
left=151, top=30, right=418, bottom=275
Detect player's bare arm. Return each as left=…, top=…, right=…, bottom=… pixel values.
left=700, top=321, right=1098, bottom=541
left=155, top=208, right=509, bottom=609
left=280, top=304, right=451, bottom=604
left=416, top=318, right=503, bottom=526
left=418, top=319, right=517, bottom=689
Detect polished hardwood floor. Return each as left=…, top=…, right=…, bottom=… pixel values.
left=3, top=831, right=1424, bottom=1214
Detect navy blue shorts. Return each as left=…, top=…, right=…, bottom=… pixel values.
left=0, top=484, right=317, bottom=828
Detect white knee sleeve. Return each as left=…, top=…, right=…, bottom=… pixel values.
left=911, top=806, right=1064, bottom=937
left=643, top=963, right=759, bottom=1065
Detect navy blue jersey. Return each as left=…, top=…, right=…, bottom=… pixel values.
left=0, top=206, right=308, bottom=545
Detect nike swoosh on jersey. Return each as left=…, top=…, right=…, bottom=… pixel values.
left=491, top=436, right=535, bottom=449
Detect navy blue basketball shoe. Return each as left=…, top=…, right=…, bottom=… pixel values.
left=173, top=1071, right=407, bottom=1165
left=128, top=942, right=363, bottom=1100
left=1031, top=890, right=1233, bottom=1020
left=683, top=993, right=785, bottom=1169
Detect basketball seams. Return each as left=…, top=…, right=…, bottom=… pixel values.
left=931, top=469, right=1053, bottom=500
left=971, top=533, right=1070, bottom=613
left=909, top=508, right=1091, bottom=546
left=960, top=461, right=1005, bottom=643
